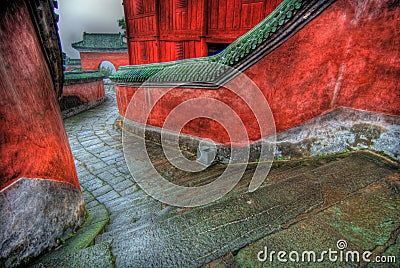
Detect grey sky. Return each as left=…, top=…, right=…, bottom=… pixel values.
left=58, top=0, right=124, bottom=58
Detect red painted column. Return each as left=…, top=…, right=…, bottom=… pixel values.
left=0, top=0, right=85, bottom=266
left=0, top=2, right=79, bottom=190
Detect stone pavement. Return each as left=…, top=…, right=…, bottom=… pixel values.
left=32, top=85, right=400, bottom=267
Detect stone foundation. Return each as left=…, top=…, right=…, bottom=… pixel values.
left=120, top=108, right=400, bottom=162
left=0, top=179, right=86, bottom=268
left=275, top=108, right=400, bottom=160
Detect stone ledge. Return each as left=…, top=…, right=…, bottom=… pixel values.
left=31, top=242, right=113, bottom=268
left=275, top=107, right=400, bottom=161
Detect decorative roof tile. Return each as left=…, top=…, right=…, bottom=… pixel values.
left=64, top=70, right=104, bottom=84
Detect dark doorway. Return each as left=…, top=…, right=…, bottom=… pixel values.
left=208, top=43, right=230, bottom=56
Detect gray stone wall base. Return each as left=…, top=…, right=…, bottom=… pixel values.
left=275, top=108, right=400, bottom=160
left=120, top=107, right=399, bottom=162
left=0, top=179, right=86, bottom=268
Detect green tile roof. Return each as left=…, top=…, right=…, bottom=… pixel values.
left=64, top=70, right=105, bottom=83
left=65, top=57, right=81, bottom=66
left=110, top=0, right=334, bottom=86
left=72, top=33, right=127, bottom=51
left=114, top=57, right=228, bottom=85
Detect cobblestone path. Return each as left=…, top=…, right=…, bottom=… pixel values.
left=33, top=85, right=400, bottom=268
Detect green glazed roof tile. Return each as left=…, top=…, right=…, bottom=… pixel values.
left=72, top=33, right=127, bottom=51
left=64, top=70, right=105, bottom=82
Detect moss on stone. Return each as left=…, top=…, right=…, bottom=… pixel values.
left=31, top=204, right=110, bottom=267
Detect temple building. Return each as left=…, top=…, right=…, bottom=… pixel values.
left=1, top=0, right=399, bottom=266
left=122, top=0, right=283, bottom=64
left=72, top=32, right=129, bottom=71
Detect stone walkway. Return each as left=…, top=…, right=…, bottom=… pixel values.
left=32, top=85, right=400, bottom=267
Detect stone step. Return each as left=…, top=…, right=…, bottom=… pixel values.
left=234, top=172, right=400, bottom=267
left=109, top=173, right=323, bottom=267
left=106, top=202, right=163, bottom=231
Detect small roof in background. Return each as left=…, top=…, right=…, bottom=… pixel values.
left=72, top=33, right=127, bottom=52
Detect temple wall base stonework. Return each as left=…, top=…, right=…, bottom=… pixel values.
left=0, top=179, right=86, bottom=267
left=121, top=108, right=400, bottom=162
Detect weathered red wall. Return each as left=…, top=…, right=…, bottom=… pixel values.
left=0, top=1, right=79, bottom=190
left=65, top=65, right=81, bottom=72
left=116, top=84, right=260, bottom=145
left=244, top=0, right=400, bottom=130
left=117, top=0, right=400, bottom=146
left=63, top=80, right=105, bottom=103
left=80, top=52, right=129, bottom=70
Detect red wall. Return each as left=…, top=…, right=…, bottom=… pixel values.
left=0, top=1, right=79, bottom=190
left=65, top=65, right=81, bottom=72
left=116, top=0, right=400, bottom=146
left=244, top=0, right=400, bottom=130
left=80, top=52, right=129, bottom=71
left=63, top=80, right=105, bottom=103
